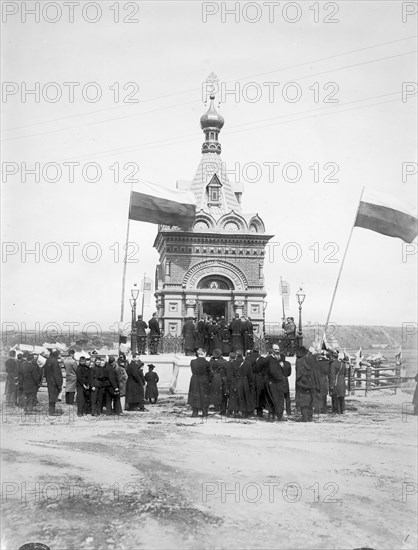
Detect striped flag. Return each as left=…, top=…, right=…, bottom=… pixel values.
left=129, top=181, right=196, bottom=228
left=279, top=279, right=290, bottom=309
left=355, top=189, right=417, bottom=243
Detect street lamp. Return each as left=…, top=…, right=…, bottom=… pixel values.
left=130, top=284, right=139, bottom=353
left=296, top=286, right=306, bottom=338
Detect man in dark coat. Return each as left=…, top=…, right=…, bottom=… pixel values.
left=209, top=349, right=225, bottom=412
left=148, top=312, right=161, bottom=355
left=317, top=352, right=332, bottom=413
left=295, top=347, right=314, bottom=422
left=144, top=364, right=159, bottom=403
left=187, top=348, right=213, bottom=417
left=5, top=350, right=18, bottom=407
left=103, top=357, right=121, bottom=415
left=264, top=345, right=285, bottom=421
left=230, top=314, right=243, bottom=352
left=330, top=353, right=347, bottom=414
left=182, top=317, right=196, bottom=356
left=125, top=355, right=146, bottom=410
left=218, top=318, right=231, bottom=356
left=16, top=353, right=25, bottom=407
left=195, top=318, right=206, bottom=351
left=90, top=357, right=105, bottom=416
left=281, top=353, right=292, bottom=416
left=136, top=315, right=148, bottom=355
left=44, top=350, right=63, bottom=415
left=22, top=354, right=41, bottom=413
left=241, top=316, right=251, bottom=354
left=228, top=351, right=255, bottom=417
left=76, top=356, right=91, bottom=416
left=253, top=353, right=268, bottom=417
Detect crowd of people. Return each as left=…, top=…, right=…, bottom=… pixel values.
left=188, top=345, right=350, bottom=421
left=4, top=349, right=159, bottom=417
left=181, top=313, right=255, bottom=356
left=5, top=341, right=417, bottom=422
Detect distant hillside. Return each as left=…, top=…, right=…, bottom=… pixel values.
left=266, top=324, right=417, bottom=350
left=1, top=324, right=416, bottom=351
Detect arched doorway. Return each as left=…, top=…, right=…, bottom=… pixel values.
left=196, top=275, right=234, bottom=321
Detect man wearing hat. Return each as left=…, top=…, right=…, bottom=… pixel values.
left=136, top=315, right=148, bottom=355
left=144, top=364, right=159, bottom=404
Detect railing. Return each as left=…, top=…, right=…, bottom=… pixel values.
left=348, top=364, right=401, bottom=396
left=143, top=334, right=302, bottom=356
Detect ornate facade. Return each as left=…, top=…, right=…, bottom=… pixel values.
left=153, top=94, right=273, bottom=336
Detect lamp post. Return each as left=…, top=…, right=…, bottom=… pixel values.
left=296, top=286, right=306, bottom=341
left=130, top=284, right=140, bottom=353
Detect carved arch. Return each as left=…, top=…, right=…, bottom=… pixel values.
left=184, top=260, right=248, bottom=291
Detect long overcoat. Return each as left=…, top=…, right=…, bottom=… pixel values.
left=5, top=357, right=18, bottom=398
left=264, top=355, right=284, bottom=414
left=330, top=360, right=346, bottom=397
left=253, top=355, right=267, bottom=409
left=295, top=355, right=314, bottom=408
left=126, top=360, right=145, bottom=404
left=115, top=365, right=128, bottom=397
left=144, top=371, right=159, bottom=399
left=219, top=325, right=231, bottom=356
left=22, top=360, right=41, bottom=393
left=64, top=357, right=78, bottom=393
left=209, top=357, right=225, bottom=406
left=229, top=319, right=244, bottom=352
left=182, top=320, right=196, bottom=352
left=44, top=355, right=63, bottom=402
left=228, top=358, right=254, bottom=413
left=283, top=360, right=292, bottom=394
left=187, top=357, right=213, bottom=409
left=195, top=320, right=206, bottom=349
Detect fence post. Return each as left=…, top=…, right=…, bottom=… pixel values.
left=365, top=366, right=372, bottom=397
left=395, top=365, right=401, bottom=395
left=349, top=363, right=356, bottom=395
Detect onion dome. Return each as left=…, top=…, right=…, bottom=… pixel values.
left=200, top=95, right=224, bottom=130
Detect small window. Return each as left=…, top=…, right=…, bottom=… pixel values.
left=210, top=188, right=219, bottom=202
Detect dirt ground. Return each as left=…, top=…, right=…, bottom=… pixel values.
left=1, top=386, right=417, bottom=550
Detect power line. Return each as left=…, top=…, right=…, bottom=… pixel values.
left=3, top=34, right=416, bottom=134
left=59, top=91, right=402, bottom=162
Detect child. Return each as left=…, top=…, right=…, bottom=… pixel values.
left=144, top=364, right=159, bottom=404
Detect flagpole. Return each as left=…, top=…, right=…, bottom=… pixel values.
left=322, top=186, right=365, bottom=345
left=120, top=189, right=133, bottom=323
left=280, top=276, right=285, bottom=320
left=141, top=272, right=146, bottom=317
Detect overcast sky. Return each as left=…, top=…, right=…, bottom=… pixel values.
left=1, top=1, right=417, bottom=338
